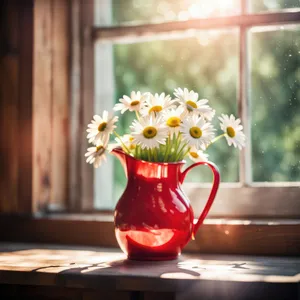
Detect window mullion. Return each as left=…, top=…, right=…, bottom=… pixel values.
left=93, top=11, right=300, bottom=44
left=94, top=0, right=115, bottom=210
left=238, top=0, right=252, bottom=185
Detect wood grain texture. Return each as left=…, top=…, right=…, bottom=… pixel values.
left=0, top=0, right=81, bottom=214
left=80, top=0, right=94, bottom=211
left=0, top=0, right=34, bottom=214
left=17, top=0, right=34, bottom=213
left=0, top=242, right=298, bottom=300
left=0, top=0, right=20, bottom=213
left=50, top=0, right=69, bottom=211
left=69, top=0, right=82, bottom=211
left=1, top=216, right=300, bottom=256
left=33, top=0, right=53, bottom=213
left=69, top=0, right=94, bottom=211
left=0, top=55, right=19, bottom=213
left=32, top=0, right=70, bottom=213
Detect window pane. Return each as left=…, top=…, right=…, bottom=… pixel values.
left=251, top=26, right=300, bottom=182
left=112, top=29, right=239, bottom=202
left=250, top=0, right=300, bottom=13
left=108, top=0, right=240, bottom=25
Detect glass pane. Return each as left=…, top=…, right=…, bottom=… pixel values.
left=112, top=29, right=239, bottom=201
left=96, top=0, right=240, bottom=26
left=251, top=26, right=300, bottom=182
left=250, top=0, right=300, bottom=13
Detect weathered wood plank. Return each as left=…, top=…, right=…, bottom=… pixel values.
left=69, top=0, right=82, bottom=211
left=32, top=0, right=53, bottom=213
left=0, top=0, right=20, bottom=213
left=80, top=0, right=94, bottom=211
left=0, top=216, right=300, bottom=256
left=1, top=0, right=71, bottom=214
left=69, top=0, right=95, bottom=211
left=0, top=242, right=298, bottom=300
left=17, top=0, right=34, bottom=213
left=0, top=56, right=19, bottom=213
left=50, top=0, right=69, bottom=211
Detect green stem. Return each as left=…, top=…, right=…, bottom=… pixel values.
left=180, top=147, right=191, bottom=160
left=149, top=148, right=153, bottom=161
left=175, top=142, right=188, bottom=161
left=147, top=149, right=151, bottom=161
left=113, top=131, right=130, bottom=153
left=135, top=110, right=140, bottom=121
left=134, top=145, right=138, bottom=158
left=154, top=148, right=159, bottom=162
left=173, top=132, right=182, bottom=160
left=206, top=133, right=226, bottom=149
left=163, top=136, right=171, bottom=162
left=170, top=133, right=178, bottom=161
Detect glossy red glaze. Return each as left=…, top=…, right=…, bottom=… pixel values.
left=112, top=148, right=220, bottom=261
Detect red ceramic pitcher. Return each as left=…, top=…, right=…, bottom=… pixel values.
left=111, top=147, right=220, bottom=261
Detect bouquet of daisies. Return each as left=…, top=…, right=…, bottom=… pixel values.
left=85, top=88, right=246, bottom=168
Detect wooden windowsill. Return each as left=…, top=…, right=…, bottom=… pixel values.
left=0, top=242, right=299, bottom=299
left=2, top=214, right=300, bottom=256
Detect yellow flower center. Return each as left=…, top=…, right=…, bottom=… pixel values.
left=190, top=151, right=199, bottom=159
left=143, top=126, right=158, bottom=139
left=226, top=126, right=236, bottom=138
left=98, top=122, right=107, bottom=132
left=166, top=116, right=181, bottom=127
left=96, top=145, right=105, bottom=155
left=130, top=100, right=140, bottom=106
left=189, top=126, right=202, bottom=138
left=186, top=100, right=197, bottom=111
left=149, top=105, right=163, bottom=113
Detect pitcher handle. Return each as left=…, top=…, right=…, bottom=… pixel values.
left=179, top=161, right=220, bottom=236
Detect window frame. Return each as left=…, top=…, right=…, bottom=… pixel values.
left=91, top=0, right=300, bottom=217
left=1, top=0, right=300, bottom=255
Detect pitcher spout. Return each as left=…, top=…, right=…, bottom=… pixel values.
left=111, top=147, right=128, bottom=177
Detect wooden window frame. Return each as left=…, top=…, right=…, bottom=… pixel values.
left=1, top=0, right=300, bottom=256
left=92, top=1, right=300, bottom=218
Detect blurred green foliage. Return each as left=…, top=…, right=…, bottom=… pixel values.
left=251, top=0, right=300, bottom=12
left=109, top=0, right=300, bottom=200
left=251, top=28, right=300, bottom=181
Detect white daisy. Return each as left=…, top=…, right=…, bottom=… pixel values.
left=86, top=111, right=118, bottom=145
left=174, top=87, right=215, bottom=120
left=163, top=106, right=184, bottom=135
left=180, top=115, right=215, bottom=150
left=188, top=146, right=209, bottom=162
left=218, top=114, right=246, bottom=150
left=140, top=93, right=176, bottom=116
left=85, top=139, right=108, bottom=168
left=114, top=91, right=148, bottom=114
left=116, top=134, right=136, bottom=151
left=130, top=115, right=169, bottom=149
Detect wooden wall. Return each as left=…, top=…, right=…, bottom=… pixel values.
left=0, top=0, right=70, bottom=214
left=0, top=0, right=33, bottom=213
left=33, top=0, right=69, bottom=213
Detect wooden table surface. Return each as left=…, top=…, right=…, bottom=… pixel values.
left=0, top=243, right=299, bottom=299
